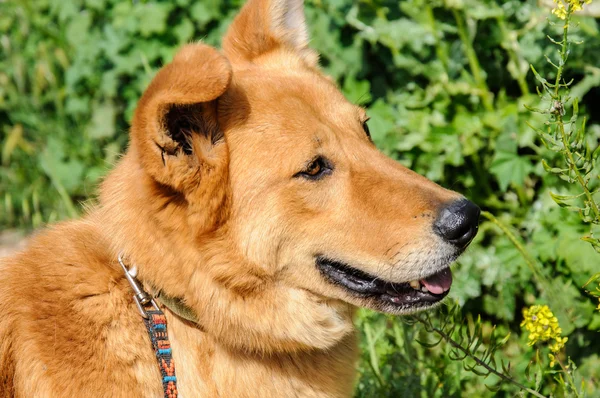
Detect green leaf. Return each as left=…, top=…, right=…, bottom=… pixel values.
left=489, top=152, right=533, bottom=191
left=86, top=101, right=116, bottom=140
left=466, top=4, right=503, bottom=20
left=343, top=75, right=372, bottom=105
left=530, top=65, right=548, bottom=86
left=558, top=225, right=600, bottom=287
left=367, top=99, right=396, bottom=150
left=174, top=18, right=194, bottom=43
left=541, top=159, right=566, bottom=174
left=190, top=1, right=221, bottom=29
left=548, top=190, right=586, bottom=206
left=135, top=3, right=173, bottom=37
left=38, top=138, right=84, bottom=195
left=66, top=12, right=92, bottom=47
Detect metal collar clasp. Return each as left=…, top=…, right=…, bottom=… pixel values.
left=118, top=252, right=160, bottom=319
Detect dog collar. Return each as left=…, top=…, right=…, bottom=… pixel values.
left=118, top=253, right=179, bottom=398
left=152, top=289, right=199, bottom=324
left=117, top=253, right=199, bottom=323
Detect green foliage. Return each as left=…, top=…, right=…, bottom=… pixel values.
left=2, top=0, right=600, bottom=396
left=527, top=1, right=600, bottom=254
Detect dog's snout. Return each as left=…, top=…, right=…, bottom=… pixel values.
left=434, top=199, right=480, bottom=247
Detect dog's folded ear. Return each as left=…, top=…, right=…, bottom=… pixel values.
left=223, top=0, right=317, bottom=66
left=130, top=44, right=232, bottom=195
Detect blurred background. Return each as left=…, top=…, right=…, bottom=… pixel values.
left=1, top=0, right=600, bottom=396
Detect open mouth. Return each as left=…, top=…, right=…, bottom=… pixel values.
left=315, top=256, right=452, bottom=312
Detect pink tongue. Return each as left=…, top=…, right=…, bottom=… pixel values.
left=420, top=268, right=452, bottom=295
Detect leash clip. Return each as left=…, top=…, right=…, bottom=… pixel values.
left=118, top=252, right=160, bottom=319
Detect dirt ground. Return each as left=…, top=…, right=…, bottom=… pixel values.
left=0, top=230, right=27, bottom=258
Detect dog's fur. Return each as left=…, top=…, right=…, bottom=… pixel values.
left=0, top=0, right=466, bottom=396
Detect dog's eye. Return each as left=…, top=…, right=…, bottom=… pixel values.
left=296, top=157, right=332, bottom=180
left=305, top=160, right=322, bottom=176
left=362, top=120, right=371, bottom=138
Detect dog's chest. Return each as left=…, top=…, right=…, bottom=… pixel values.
left=167, top=317, right=358, bottom=398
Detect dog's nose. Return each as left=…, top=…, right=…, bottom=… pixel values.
left=433, top=199, right=480, bottom=247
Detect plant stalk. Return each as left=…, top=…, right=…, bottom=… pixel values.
left=556, top=357, right=581, bottom=398
left=497, top=17, right=530, bottom=96
left=414, top=315, right=547, bottom=398
left=480, top=211, right=572, bottom=328
left=551, top=4, right=600, bottom=223
left=453, top=9, right=494, bottom=111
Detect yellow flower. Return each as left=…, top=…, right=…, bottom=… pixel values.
left=552, top=0, right=593, bottom=19
left=552, top=1, right=568, bottom=19
left=548, top=353, right=556, bottom=367
left=521, top=305, right=568, bottom=367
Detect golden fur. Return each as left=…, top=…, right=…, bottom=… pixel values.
left=0, top=0, right=467, bottom=396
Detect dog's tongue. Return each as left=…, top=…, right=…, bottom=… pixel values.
left=420, top=268, right=452, bottom=295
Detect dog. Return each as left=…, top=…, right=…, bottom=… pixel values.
left=0, top=0, right=479, bottom=396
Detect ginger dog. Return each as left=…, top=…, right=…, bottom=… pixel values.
left=0, top=0, right=479, bottom=396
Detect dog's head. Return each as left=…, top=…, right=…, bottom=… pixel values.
left=107, top=0, right=479, bottom=351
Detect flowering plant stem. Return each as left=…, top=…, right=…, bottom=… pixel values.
left=480, top=211, right=540, bottom=280
left=556, top=357, right=581, bottom=398
left=413, top=312, right=547, bottom=398
left=552, top=5, right=600, bottom=222
left=480, top=211, right=571, bottom=324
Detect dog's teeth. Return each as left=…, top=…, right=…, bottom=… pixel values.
left=409, top=280, right=420, bottom=290
left=421, top=285, right=429, bottom=293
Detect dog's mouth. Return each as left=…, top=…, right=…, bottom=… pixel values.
left=315, top=256, right=452, bottom=313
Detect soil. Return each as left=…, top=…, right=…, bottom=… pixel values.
left=0, top=230, right=27, bottom=258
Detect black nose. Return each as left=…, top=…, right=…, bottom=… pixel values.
left=434, top=199, right=480, bottom=247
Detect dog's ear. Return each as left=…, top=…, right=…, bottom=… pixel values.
left=223, top=0, right=317, bottom=65
left=130, top=44, right=232, bottom=197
